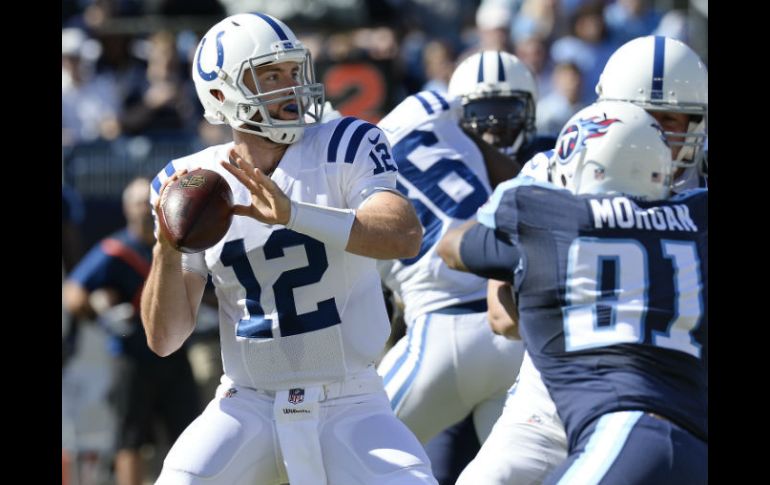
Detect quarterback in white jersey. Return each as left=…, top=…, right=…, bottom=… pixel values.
left=141, top=13, right=436, bottom=485
left=376, top=51, right=543, bottom=446
left=457, top=36, right=708, bottom=485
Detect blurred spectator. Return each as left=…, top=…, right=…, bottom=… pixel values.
left=604, top=0, right=662, bottom=45
left=62, top=184, right=87, bottom=275
left=399, top=28, right=431, bottom=94
left=422, top=39, right=456, bottom=93
left=62, top=178, right=200, bottom=485
left=550, top=0, right=616, bottom=104
left=95, top=33, right=147, bottom=114
left=63, top=184, right=87, bottom=369
left=475, top=1, right=514, bottom=52
left=687, top=0, right=708, bottom=65
left=512, top=0, right=569, bottom=46
left=217, top=0, right=365, bottom=27
left=77, top=0, right=144, bottom=30
left=120, top=30, right=199, bottom=137
left=145, top=0, right=223, bottom=15
left=392, top=0, right=473, bottom=45
left=62, top=28, right=122, bottom=146
left=654, top=9, right=689, bottom=43
left=315, top=28, right=403, bottom=122
left=197, top=120, right=232, bottom=147
left=515, top=34, right=555, bottom=100
left=536, top=61, right=585, bottom=136
left=354, top=26, right=402, bottom=61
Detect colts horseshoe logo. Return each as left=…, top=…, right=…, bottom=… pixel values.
left=196, top=31, right=225, bottom=81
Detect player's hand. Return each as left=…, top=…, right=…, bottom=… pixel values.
left=154, top=168, right=189, bottom=250
left=221, top=149, right=291, bottom=226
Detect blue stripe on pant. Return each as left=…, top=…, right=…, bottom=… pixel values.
left=546, top=411, right=707, bottom=485
left=382, top=315, right=431, bottom=412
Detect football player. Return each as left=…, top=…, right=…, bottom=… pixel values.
left=141, top=13, right=437, bottom=485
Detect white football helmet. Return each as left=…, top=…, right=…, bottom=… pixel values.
left=595, top=36, right=707, bottom=172
left=551, top=101, right=673, bottom=200
left=192, top=13, right=324, bottom=144
left=448, top=50, right=537, bottom=155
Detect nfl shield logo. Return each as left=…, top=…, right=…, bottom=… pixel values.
left=288, top=388, right=305, bottom=405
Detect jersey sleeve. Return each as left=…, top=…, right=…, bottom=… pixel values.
left=477, top=176, right=573, bottom=234
left=476, top=177, right=526, bottom=230
left=326, top=117, right=400, bottom=209
left=459, top=223, right=520, bottom=283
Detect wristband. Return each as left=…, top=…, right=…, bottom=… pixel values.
left=286, top=200, right=356, bottom=248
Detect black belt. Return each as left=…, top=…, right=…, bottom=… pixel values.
left=433, top=299, right=488, bottom=315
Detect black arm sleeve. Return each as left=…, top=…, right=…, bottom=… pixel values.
left=459, top=224, right=520, bottom=283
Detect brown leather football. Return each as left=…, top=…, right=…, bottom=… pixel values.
left=158, top=169, right=233, bottom=253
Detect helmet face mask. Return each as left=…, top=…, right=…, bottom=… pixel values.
left=232, top=50, right=324, bottom=138
left=459, top=92, right=536, bottom=151
left=193, top=14, right=325, bottom=144
left=642, top=107, right=706, bottom=171
left=448, top=51, right=538, bottom=157
left=595, top=36, right=708, bottom=172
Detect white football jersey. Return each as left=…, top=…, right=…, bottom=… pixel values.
left=150, top=117, right=399, bottom=390
left=376, top=91, right=492, bottom=324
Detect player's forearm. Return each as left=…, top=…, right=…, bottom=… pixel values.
left=140, top=243, right=198, bottom=356
left=346, top=193, right=422, bottom=259
left=488, top=279, right=520, bottom=340
left=437, top=220, right=475, bottom=271
left=463, top=128, right=521, bottom=187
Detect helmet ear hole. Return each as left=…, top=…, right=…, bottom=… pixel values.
left=210, top=89, right=225, bottom=103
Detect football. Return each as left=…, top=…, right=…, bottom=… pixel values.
left=158, top=169, right=234, bottom=253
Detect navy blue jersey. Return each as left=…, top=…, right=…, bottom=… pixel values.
left=473, top=178, right=707, bottom=449
left=69, top=228, right=154, bottom=357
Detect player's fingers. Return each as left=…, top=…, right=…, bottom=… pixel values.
left=221, top=161, right=259, bottom=192
left=156, top=168, right=189, bottom=210
left=252, top=168, right=281, bottom=196
left=231, top=204, right=254, bottom=217
left=229, top=149, right=258, bottom=179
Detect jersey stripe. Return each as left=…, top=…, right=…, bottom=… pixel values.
left=413, top=93, right=434, bottom=115
left=151, top=160, right=176, bottom=194
left=327, top=117, right=356, bottom=162
left=382, top=316, right=430, bottom=411
left=557, top=411, right=642, bottom=485
left=344, top=122, right=377, bottom=163
left=427, top=90, right=450, bottom=110
left=497, top=51, right=505, bottom=81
